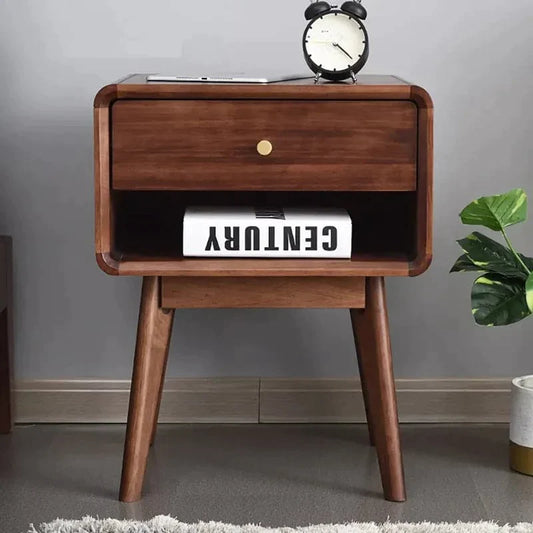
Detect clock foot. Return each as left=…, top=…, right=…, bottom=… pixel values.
left=350, top=71, right=358, bottom=84
left=314, top=72, right=322, bottom=84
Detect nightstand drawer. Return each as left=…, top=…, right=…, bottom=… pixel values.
left=111, top=100, right=417, bottom=191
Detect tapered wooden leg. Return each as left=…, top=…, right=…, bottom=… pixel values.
left=350, top=309, right=375, bottom=446
left=351, top=277, right=406, bottom=502
left=150, top=333, right=172, bottom=447
left=119, top=276, right=174, bottom=502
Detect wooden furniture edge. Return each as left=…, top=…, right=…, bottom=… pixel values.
left=94, top=101, right=114, bottom=274
left=408, top=255, right=433, bottom=277
left=409, top=85, right=433, bottom=110
left=94, top=83, right=414, bottom=105
left=409, top=85, right=434, bottom=277
left=94, top=84, right=119, bottom=108
left=115, top=258, right=412, bottom=278
left=94, top=80, right=431, bottom=107
left=96, top=252, right=120, bottom=276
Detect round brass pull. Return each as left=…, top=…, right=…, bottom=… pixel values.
left=257, top=140, right=273, bottom=156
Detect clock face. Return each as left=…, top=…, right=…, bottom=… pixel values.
left=303, top=11, right=368, bottom=79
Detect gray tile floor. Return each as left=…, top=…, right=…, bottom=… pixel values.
left=1, top=424, right=533, bottom=532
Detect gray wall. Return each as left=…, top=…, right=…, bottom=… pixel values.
left=1, top=0, right=532, bottom=380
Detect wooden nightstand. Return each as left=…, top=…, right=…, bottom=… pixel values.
left=94, top=75, right=433, bottom=503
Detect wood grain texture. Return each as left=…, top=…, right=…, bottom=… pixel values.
left=115, top=254, right=412, bottom=278
left=350, top=278, right=406, bottom=502
left=351, top=309, right=375, bottom=446
left=0, top=236, right=13, bottom=434
left=161, top=277, right=365, bottom=309
left=410, top=86, right=434, bottom=277
left=111, top=100, right=417, bottom=191
left=120, top=277, right=174, bottom=502
left=94, top=107, right=112, bottom=256
left=150, top=295, right=175, bottom=445
left=150, top=338, right=170, bottom=446
left=94, top=75, right=412, bottom=108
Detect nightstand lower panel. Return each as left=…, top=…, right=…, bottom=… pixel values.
left=161, top=276, right=365, bottom=309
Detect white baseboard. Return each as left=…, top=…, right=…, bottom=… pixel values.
left=13, top=378, right=511, bottom=424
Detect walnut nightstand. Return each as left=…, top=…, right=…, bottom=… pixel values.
left=94, top=75, right=433, bottom=503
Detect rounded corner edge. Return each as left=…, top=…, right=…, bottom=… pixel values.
left=409, top=253, right=433, bottom=277
left=96, top=252, right=120, bottom=276
left=94, top=84, right=119, bottom=109
left=410, top=86, right=433, bottom=110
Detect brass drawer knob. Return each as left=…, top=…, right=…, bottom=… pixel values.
left=257, top=140, right=273, bottom=156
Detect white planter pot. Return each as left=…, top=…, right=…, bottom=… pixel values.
left=510, top=375, right=533, bottom=476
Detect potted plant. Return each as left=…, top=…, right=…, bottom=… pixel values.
left=451, top=188, right=533, bottom=475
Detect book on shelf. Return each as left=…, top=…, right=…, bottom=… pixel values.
left=182, top=206, right=352, bottom=258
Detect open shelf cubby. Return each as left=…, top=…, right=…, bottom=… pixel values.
left=108, top=191, right=418, bottom=277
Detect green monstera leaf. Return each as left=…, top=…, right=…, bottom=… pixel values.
left=522, top=254, right=533, bottom=273
left=453, top=188, right=533, bottom=328
left=450, top=254, right=483, bottom=274
left=457, top=232, right=529, bottom=279
left=451, top=249, right=533, bottom=276
left=460, top=188, right=527, bottom=231
left=471, top=274, right=532, bottom=326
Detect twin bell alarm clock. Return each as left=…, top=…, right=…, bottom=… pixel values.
left=303, top=0, right=369, bottom=82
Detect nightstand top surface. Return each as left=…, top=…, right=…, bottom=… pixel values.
left=119, top=74, right=409, bottom=86
left=95, top=74, right=431, bottom=109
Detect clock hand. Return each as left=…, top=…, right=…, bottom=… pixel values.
left=332, top=42, right=353, bottom=60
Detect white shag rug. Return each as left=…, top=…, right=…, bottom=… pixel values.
left=25, top=517, right=533, bottom=533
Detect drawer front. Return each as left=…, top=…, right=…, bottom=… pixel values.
left=111, top=100, right=417, bottom=191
